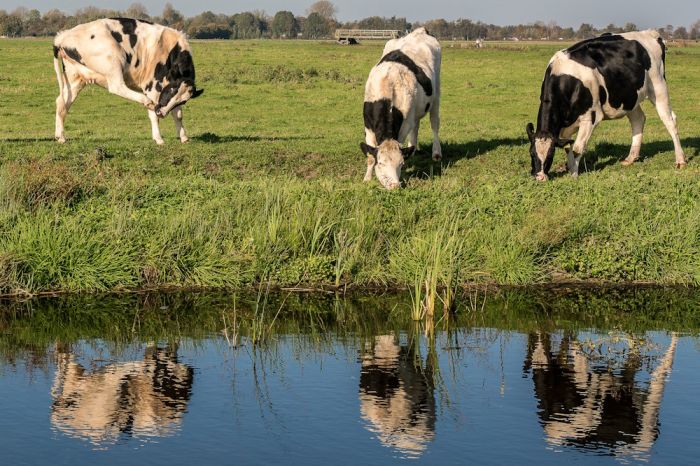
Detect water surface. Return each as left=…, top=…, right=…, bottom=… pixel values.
left=1, top=289, right=699, bottom=465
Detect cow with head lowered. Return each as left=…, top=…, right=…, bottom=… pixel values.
left=526, top=30, right=685, bottom=181
left=53, top=18, right=203, bottom=145
left=360, top=28, right=442, bottom=189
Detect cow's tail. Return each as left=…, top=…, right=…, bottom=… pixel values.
left=53, top=44, right=67, bottom=101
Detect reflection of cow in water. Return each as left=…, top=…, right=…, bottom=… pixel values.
left=524, top=332, right=677, bottom=458
left=51, top=344, right=193, bottom=444
left=359, top=334, right=436, bottom=457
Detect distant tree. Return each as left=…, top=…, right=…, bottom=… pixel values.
left=577, top=23, right=595, bottom=38
left=663, top=24, right=674, bottom=39
left=231, top=12, right=263, bottom=39
left=0, top=11, right=23, bottom=36
left=41, top=9, right=68, bottom=35
left=423, top=19, right=450, bottom=38
left=623, top=22, right=637, bottom=32
left=306, top=1, right=337, bottom=20
left=674, top=26, right=688, bottom=39
left=125, top=3, right=150, bottom=20
left=303, top=12, right=330, bottom=38
left=271, top=11, right=299, bottom=38
left=161, top=3, right=184, bottom=29
left=602, top=23, right=621, bottom=33
left=691, top=20, right=700, bottom=40
left=187, top=10, right=232, bottom=39
left=22, top=8, right=42, bottom=36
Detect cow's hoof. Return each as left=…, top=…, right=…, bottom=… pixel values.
left=180, top=137, right=190, bottom=144
left=676, top=162, right=687, bottom=169
left=620, top=159, right=634, bottom=167
left=432, top=153, right=442, bottom=162
left=55, top=136, right=66, bottom=144
left=154, top=139, right=165, bottom=146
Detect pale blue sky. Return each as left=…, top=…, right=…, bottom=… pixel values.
left=1, top=0, right=698, bottom=28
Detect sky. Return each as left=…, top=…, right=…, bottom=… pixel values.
left=1, top=0, right=699, bottom=29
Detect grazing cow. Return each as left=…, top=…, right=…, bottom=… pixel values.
left=526, top=30, right=685, bottom=181
left=360, top=28, right=442, bottom=189
left=53, top=18, right=203, bottom=145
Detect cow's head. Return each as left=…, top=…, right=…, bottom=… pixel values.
left=360, top=140, right=415, bottom=190
left=526, top=123, right=573, bottom=181
left=155, top=79, right=203, bottom=117
left=152, top=46, right=204, bottom=117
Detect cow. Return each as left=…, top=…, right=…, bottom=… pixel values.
left=360, top=28, right=442, bottom=189
left=53, top=18, right=203, bottom=145
left=526, top=30, right=685, bottom=181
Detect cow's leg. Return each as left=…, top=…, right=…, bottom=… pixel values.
left=621, top=106, right=646, bottom=166
left=148, top=109, right=164, bottom=145
left=649, top=79, right=686, bottom=167
left=171, top=107, right=189, bottom=143
left=407, top=120, right=420, bottom=152
left=363, top=155, right=375, bottom=182
left=429, top=102, right=442, bottom=161
left=567, top=120, right=594, bottom=177
left=104, top=72, right=155, bottom=109
left=55, top=77, right=85, bottom=143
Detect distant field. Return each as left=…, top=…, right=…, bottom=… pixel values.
left=1, top=39, right=700, bottom=294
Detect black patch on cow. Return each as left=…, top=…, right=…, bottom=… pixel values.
left=156, top=82, right=163, bottom=92
left=135, top=58, right=140, bottom=68
left=145, top=81, right=153, bottom=92
left=425, top=103, right=430, bottom=113
left=363, top=98, right=404, bottom=145
left=599, top=86, right=608, bottom=105
left=591, top=111, right=597, bottom=123
left=111, top=30, right=123, bottom=43
left=125, top=53, right=132, bottom=65
left=566, top=34, right=651, bottom=111
left=63, top=47, right=83, bottom=65
left=531, top=67, right=593, bottom=176
left=657, top=37, right=666, bottom=78
left=379, top=50, right=433, bottom=97
left=53, top=45, right=59, bottom=58
left=110, top=18, right=138, bottom=48
left=138, top=19, right=154, bottom=25
left=90, top=34, right=95, bottom=39
left=537, top=66, right=594, bottom=134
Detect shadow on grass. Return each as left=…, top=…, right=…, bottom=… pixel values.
left=192, top=132, right=321, bottom=143
left=0, top=137, right=56, bottom=143
left=403, top=137, right=525, bottom=181
left=577, top=137, right=700, bottom=174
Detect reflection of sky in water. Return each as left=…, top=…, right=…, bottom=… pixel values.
left=0, top=330, right=699, bottom=465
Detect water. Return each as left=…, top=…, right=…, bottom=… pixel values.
left=1, top=289, right=699, bottom=465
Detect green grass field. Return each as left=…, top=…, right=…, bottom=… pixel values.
left=1, top=39, right=700, bottom=295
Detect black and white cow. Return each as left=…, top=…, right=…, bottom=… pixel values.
left=53, top=18, right=203, bottom=145
left=360, top=28, right=442, bottom=189
left=526, top=30, right=685, bottom=181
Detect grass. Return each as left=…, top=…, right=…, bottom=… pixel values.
left=2, top=39, right=700, bottom=295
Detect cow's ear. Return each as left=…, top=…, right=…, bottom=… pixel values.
left=556, top=138, right=574, bottom=148
left=526, top=123, right=535, bottom=143
left=401, top=146, right=416, bottom=157
left=192, top=89, right=204, bottom=99
left=360, top=142, right=377, bottom=156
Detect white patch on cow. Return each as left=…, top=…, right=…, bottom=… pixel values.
left=534, top=137, right=552, bottom=164
left=374, top=140, right=404, bottom=190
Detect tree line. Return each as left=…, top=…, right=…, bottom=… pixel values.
left=2, top=1, right=700, bottom=41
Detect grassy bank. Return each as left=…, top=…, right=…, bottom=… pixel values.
left=2, top=39, right=700, bottom=295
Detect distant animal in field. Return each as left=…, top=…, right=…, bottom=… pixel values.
left=526, top=30, right=685, bottom=181
left=360, top=27, right=442, bottom=189
left=53, top=18, right=203, bottom=145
